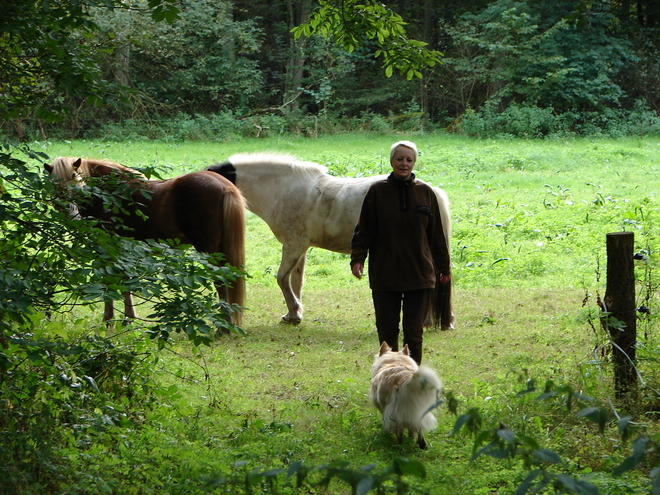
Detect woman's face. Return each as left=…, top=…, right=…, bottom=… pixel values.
left=390, top=145, right=416, bottom=180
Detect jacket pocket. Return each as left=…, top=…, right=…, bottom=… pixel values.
left=416, top=205, right=432, bottom=216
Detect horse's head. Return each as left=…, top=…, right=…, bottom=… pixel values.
left=44, top=157, right=137, bottom=215
left=44, top=157, right=87, bottom=218
left=45, top=157, right=150, bottom=222
left=45, top=157, right=148, bottom=197
left=44, top=157, right=83, bottom=183
left=46, top=157, right=148, bottom=181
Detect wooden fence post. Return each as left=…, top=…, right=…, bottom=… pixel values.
left=603, top=232, right=637, bottom=400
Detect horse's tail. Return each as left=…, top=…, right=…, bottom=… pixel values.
left=428, top=187, right=455, bottom=330
left=222, top=184, right=246, bottom=325
left=434, top=186, right=451, bottom=249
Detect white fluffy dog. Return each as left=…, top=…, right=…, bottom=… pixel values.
left=369, top=342, right=443, bottom=449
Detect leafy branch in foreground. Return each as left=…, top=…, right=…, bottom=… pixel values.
left=451, top=378, right=660, bottom=495
left=205, top=457, right=427, bottom=494
left=0, top=144, right=243, bottom=345
left=292, top=0, right=443, bottom=80
left=201, top=379, right=659, bottom=495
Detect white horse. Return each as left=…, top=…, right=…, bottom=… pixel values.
left=206, top=153, right=454, bottom=329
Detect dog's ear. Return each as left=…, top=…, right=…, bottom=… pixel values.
left=379, top=341, right=391, bottom=355
left=401, top=345, right=410, bottom=356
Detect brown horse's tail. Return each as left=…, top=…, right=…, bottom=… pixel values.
left=222, top=185, right=246, bottom=325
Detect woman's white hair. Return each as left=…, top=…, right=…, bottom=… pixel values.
left=389, top=140, right=418, bottom=161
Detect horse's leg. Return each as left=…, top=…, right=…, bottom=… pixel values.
left=122, top=291, right=137, bottom=321
left=102, top=290, right=135, bottom=329
left=214, top=283, right=233, bottom=326
left=277, top=243, right=309, bottom=324
left=444, top=280, right=456, bottom=330
left=290, top=254, right=307, bottom=313
left=103, top=300, right=114, bottom=324
left=187, top=235, right=240, bottom=328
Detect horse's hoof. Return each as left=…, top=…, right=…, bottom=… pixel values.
left=280, top=315, right=302, bottom=325
left=441, top=316, right=457, bottom=331
left=215, top=327, right=232, bottom=337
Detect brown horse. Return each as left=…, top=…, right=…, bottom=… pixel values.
left=44, top=157, right=246, bottom=325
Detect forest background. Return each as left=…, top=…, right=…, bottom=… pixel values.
left=3, top=0, right=660, bottom=141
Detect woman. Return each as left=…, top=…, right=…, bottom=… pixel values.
left=350, top=141, right=450, bottom=364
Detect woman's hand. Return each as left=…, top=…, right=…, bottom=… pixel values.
left=351, top=262, right=364, bottom=279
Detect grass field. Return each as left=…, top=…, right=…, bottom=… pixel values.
left=27, top=135, right=660, bottom=493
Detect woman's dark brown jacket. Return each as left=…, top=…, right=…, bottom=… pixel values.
left=350, top=173, right=450, bottom=291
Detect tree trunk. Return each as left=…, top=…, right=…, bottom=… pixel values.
left=419, top=0, right=436, bottom=120
left=619, top=0, right=631, bottom=21
left=638, top=0, right=660, bottom=27
left=113, top=42, right=132, bottom=87
left=603, top=232, right=638, bottom=401
left=225, top=2, right=236, bottom=63
left=423, top=0, right=436, bottom=48
left=285, top=0, right=312, bottom=111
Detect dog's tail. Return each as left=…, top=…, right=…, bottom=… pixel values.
left=384, top=366, right=444, bottom=434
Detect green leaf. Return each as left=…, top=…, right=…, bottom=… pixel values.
left=555, top=474, right=600, bottom=495
left=515, top=469, right=548, bottom=495
left=613, top=435, right=652, bottom=476
left=533, top=449, right=562, bottom=464
left=392, top=458, right=426, bottom=478
left=578, top=406, right=610, bottom=433
left=452, top=408, right=482, bottom=436
left=287, top=461, right=307, bottom=487
left=497, top=426, right=515, bottom=445
left=260, top=468, right=284, bottom=478
left=445, top=391, right=459, bottom=415
left=83, top=375, right=100, bottom=392
left=617, top=416, right=634, bottom=442
left=355, top=476, right=374, bottom=495
left=517, top=434, right=541, bottom=451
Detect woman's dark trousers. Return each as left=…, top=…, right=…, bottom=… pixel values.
left=371, top=289, right=431, bottom=364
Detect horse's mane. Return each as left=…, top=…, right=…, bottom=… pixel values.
left=228, top=153, right=328, bottom=179
left=49, top=157, right=79, bottom=181
left=50, top=157, right=147, bottom=181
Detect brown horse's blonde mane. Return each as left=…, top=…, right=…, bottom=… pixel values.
left=49, top=157, right=147, bottom=182
left=81, top=158, right=146, bottom=178
left=48, top=157, right=79, bottom=182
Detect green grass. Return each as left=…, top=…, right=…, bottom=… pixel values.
left=25, top=134, right=660, bottom=493
left=35, top=134, right=660, bottom=294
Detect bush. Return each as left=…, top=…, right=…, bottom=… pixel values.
left=460, top=103, right=559, bottom=138
left=248, top=114, right=289, bottom=137
left=0, top=327, right=160, bottom=494
left=458, top=100, right=660, bottom=138
left=6, top=99, right=660, bottom=142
